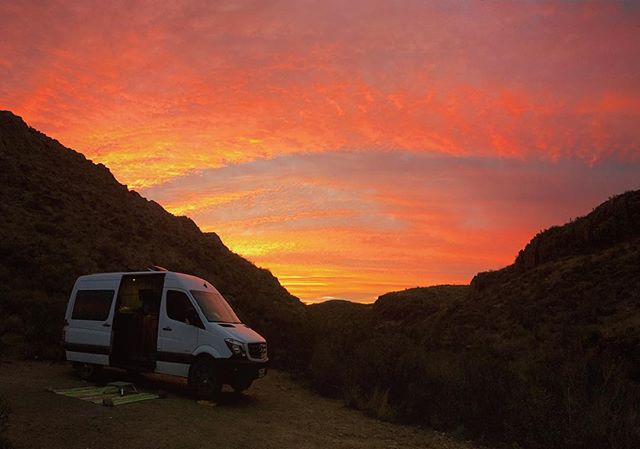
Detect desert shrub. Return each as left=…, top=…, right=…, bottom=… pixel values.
left=0, top=395, right=11, bottom=449
left=364, top=387, right=396, bottom=421
left=0, top=396, right=8, bottom=434
left=0, top=307, right=5, bottom=356
left=0, top=289, right=65, bottom=361
left=305, top=304, right=640, bottom=449
left=505, top=353, right=640, bottom=449
left=309, top=338, right=349, bottom=395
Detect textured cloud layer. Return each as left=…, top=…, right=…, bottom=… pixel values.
left=141, top=152, right=640, bottom=301
left=2, top=1, right=639, bottom=301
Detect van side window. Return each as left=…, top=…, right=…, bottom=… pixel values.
left=166, top=290, right=202, bottom=327
left=72, top=290, right=114, bottom=321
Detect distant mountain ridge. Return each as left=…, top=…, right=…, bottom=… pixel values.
left=306, top=189, right=640, bottom=449
left=0, top=110, right=306, bottom=364
left=513, top=189, right=640, bottom=270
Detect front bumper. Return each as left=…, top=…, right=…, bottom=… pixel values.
left=216, top=358, right=269, bottom=383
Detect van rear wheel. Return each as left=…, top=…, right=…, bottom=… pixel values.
left=188, top=357, right=221, bottom=400
left=74, top=363, right=102, bottom=381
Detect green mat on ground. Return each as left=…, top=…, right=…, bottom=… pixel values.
left=49, top=385, right=159, bottom=406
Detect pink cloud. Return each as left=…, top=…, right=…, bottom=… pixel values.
left=2, top=0, right=639, bottom=300
left=1, top=1, right=638, bottom=189
left=141, top=151, right=640, bottom=302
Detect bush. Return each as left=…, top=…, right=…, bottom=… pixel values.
left=304, top=308, right=640, bottom=449
left=0, top=289, right=65, bottom=361
left=0, top=395, right=12, bottom=449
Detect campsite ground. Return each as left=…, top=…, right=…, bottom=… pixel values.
left=0, top=360, right=486, bottom=449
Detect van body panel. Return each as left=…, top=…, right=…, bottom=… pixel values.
left=157, top=288, right=199, bottom=351
left=219, top=324, right=266, bottom=345
left=64, top=270, right=269, bottom=386
left=192, top=343, right=223, bottom=359
left=166, top=272, right=217, bottom=291
left=195, top=325, right=233, bottom=357
left=155, top=360, right=191, bottom=377
left=66, top=350, right=109, bottom=365
left=157, top=319, right=199, bottom=355
left=65, top=326, right=112, bottom=352
left=63, top=277, right=120, bottom=366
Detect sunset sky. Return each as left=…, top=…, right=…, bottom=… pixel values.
left=2, top=0, right=639, bottom=302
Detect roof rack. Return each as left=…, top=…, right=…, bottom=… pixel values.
left=147, top=265, right=168, bottom=272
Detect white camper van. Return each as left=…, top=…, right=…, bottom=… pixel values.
left=63, top=270, right=268, bottom=399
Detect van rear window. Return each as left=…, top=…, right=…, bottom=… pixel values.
left=72, top=290, right=114, bottom=321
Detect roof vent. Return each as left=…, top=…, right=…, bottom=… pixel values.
left=147, top=265, right=168, bottom=272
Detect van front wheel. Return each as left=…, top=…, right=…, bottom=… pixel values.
left=230, top=378, right=253, bottom=394
left=188, top=357, right=221, bottom=400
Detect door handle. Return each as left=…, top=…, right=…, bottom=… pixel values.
left=103, top=323, right=111, bottom=327
left=162, top=327, right=172, bottom=331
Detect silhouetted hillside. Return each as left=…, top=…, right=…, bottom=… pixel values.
left=0, top=111, right=306, bottom=364
left=302, top=191, right=640, bottom=449
left=515, top=190, right=640, bottom=270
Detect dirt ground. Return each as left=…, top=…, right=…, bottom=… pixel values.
left=0, top=360, right=486, bottom=449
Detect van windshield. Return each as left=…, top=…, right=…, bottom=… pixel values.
left=190, top=290, right=241, bottom=323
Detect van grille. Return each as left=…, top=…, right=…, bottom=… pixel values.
left=248, top=342, right=267, bottom=359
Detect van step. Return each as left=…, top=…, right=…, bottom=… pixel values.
left=105, top=381, right=138, bottom=397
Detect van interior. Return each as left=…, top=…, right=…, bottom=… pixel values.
left=111, top=273, right=165, bottom=370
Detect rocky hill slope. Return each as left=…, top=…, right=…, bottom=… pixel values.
left=0, top=111, right=306, bottom=364
left=304, top=190, right=640, bottom=449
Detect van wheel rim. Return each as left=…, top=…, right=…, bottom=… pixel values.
left=193, top=364, right=214, bottom=394
left=78, top=364, right=93, bottom=379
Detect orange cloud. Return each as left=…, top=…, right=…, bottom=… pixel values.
left=142, top=152, right=640, bottom=302
left=2, top=1, right=639, bottom=188
left=2, top=1, right=640, bottom=301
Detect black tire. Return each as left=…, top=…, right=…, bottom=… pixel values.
left=74, top=363, right=102, bottom=381
left=230, top=378, right=253, bottom=394
left=188, top=357, right=221, bottom=400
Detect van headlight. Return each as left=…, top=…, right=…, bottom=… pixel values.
left=224, top=338, right=246, bottom=358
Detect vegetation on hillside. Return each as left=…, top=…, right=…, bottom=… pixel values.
left=0, top=394, right=10, bottom=449
left=300, top=191, right=640, bottom=449
left=0, top=111, right=306, bottom=365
